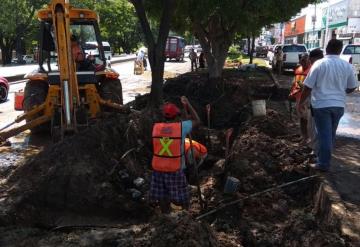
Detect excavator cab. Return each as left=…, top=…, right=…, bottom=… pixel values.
left=0, top=0, right=125, bottom=143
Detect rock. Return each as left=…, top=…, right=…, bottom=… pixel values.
left=133, top=177, right=145, bottom=188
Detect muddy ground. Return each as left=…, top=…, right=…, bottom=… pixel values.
left=0, top=68, right=354, bottom=246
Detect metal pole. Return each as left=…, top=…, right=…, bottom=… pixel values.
left=324, top=4, right=330, bottom=48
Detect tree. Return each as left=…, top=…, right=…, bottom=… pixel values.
left=175, top=0, right=318, bottom=84
left=0, top=0, right=48, bottom=65
left=72, top=0, right=142, bottom=54
left=97, top=1, right=142, bottom=54
left=129, top=0, right=176, bottom=108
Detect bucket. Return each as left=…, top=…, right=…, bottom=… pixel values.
left=224, top=176, right=240, bottom=194
left=251, top=100, right=266, bottom=117
left=14, top=90, right=24, bottom=111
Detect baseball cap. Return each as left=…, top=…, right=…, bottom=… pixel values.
left=162, top=103, right=180, bottom=119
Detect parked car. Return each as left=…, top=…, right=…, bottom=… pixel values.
left=0, top=76, right=9, bottom=103
left=12, top=55, right=34, bottom=64
left=255, top=46, right=268, bottom=58
left=84, top=41, right=112, bottom=61
left=340, top=44, right=360, bottom=81
left=272, top=44, right=307, bottom=71
left=23, top=55, right=34, bottom=63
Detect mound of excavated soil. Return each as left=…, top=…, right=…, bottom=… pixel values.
left=163, top=68, right=279, bottom=129
left=0, top=113, right=154, bottom=226
left=0, top=212, right=218, bottom=246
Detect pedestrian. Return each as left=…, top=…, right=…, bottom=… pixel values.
left=199, top=52, right=205, bottom=69
left=289, top=53, right=311, bottom=142
left=275, top=46, right=283, bottom=75
left=298, top=39, right=358, bottom=171
left=189, top=48, right=198, bottom=72
left=150, top=96, right=201, bottom=213
left=136, top=49, right=145, bottom=68
left=306, top=48, right=324, bottom=152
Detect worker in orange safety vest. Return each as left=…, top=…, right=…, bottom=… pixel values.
left=150, top=96, right=201, bottom=213
left=184, top=138, right=208, bottom=165
left=289, top=53, right=311, bottom=141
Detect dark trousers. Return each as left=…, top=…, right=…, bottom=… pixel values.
left=313, top=107, right=344, bottom=169
left=191, top=60, right=197, bottom=72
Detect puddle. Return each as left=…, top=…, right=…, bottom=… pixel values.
left=0, top=130, right=49, bottom=169
left=338, top=113, right=360, bottom=139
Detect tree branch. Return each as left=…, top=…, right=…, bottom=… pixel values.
left=157, top=0, right=176, bottom=52
left=129, top=0, right=155, bottom=50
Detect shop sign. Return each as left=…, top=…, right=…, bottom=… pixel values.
left=322, top=0, right=349, bottom=28
left=348, top=18, right=360, bottom=33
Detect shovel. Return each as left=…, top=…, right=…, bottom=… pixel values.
left=224, top=128, right=234, bottom=170
left=182, top=101, right=205, bottom=210
left=206, top=104, right=212, bottom=149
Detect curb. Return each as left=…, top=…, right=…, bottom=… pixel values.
left=6, top=56, right=136, bottom=84
left=313, top=174, right=360, bottom=243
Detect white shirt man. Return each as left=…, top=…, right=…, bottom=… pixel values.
left=299, top=39, right=358, bottom=172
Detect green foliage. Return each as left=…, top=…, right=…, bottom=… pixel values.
left=172, top=0, right=317, bottom=78
left=0, top=0, right=48, bottom=63
left=71, top=0, right=142, bottom=53
left=228, top=45, right=240, bottom=55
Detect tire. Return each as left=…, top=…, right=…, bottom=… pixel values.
left=23, top=80, right=50, bottom=133
left=0, top=85, right=8, bottom=102
left=99, top=79, right=123, bottom=109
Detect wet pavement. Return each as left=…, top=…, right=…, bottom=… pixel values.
left=337, top=91, right=360, bottom=139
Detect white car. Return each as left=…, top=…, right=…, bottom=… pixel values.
left=281, top=44, right=307, bottom=70
left=12, top=55, right=34, bottom=64
left=23, top=55, right=34, bottom=63
left=340, top=44, right=360, bottom=81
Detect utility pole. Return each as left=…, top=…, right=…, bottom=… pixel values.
left=313, top=3, right=317, bottom=48
left=324, top=3, right=330, bottom=48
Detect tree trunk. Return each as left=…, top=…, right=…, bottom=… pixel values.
left=0, top=45, right=14, bottom=65
left=249, top=34, right=255, bottom=64
left=206, top=45, right=229, bottom=81
left=130, top=0, right=175, bottom=109
left=247, top=36, right=251, bottom=56
left=192, top=18, right=234, bottom=86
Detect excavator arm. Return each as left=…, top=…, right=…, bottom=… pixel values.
left=51, top=0, right=80, bottom=132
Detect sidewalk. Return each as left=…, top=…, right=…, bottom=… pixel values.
left=322, top=137, right=360, bottom=241
left=0, top=54, right=136, bottom=82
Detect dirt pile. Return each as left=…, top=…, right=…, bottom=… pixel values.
left=0, top=113, right=154, bottom=226
left=193, top=105, right=347, bottom=246
left=163, top=68, right=280, bottom=129
left=0, top=212, right=218, bottom=247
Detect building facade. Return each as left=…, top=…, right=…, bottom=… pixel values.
left=321, top=0, right=360, bottom=46
left=284, top=16, right=306, bottom=44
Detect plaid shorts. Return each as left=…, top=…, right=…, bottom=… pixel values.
left=150, top=170, right=189, bottom=206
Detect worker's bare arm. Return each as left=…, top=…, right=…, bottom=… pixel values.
left=181, top=96, right=201, bottom=128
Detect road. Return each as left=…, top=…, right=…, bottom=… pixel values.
left=0, top=58, right=191, bottom=149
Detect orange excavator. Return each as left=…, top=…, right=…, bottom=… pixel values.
left=0, top=0, right=126, bottom=142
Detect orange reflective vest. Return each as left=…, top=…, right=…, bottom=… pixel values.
left=184, top=138, right=208, bottom=162
left=289, top=66, right=310, bottom=101
left=152, top=122, right=182, bottom=172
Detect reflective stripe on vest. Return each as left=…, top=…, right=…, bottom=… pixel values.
left=152, top=122, right=182, bottom=172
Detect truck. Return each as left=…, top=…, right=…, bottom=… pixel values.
left=84, top=41, right=112, bottom=61
left=0, top=0, right=126, bottom=143
left=165, top=36, right=185, bottom=61
left=340, top=44, right=360, bottom=81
